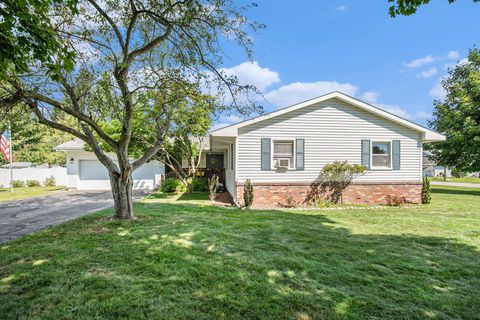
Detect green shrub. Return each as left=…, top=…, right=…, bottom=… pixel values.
left=26, top=180, right=41, bottom=187
left=161, top=178, right=187, bottom=193
left=243, top=179, right=254, bottom=208
left=310, top=198, right=334, bottom=208
left=12, top=180, right=25, bottom=188
left=318, top=160, right=365, bottom=204
left=451, top=168, right=466, bottom=178
left=43, top=176, right=56, bottom=187
left=191, top=178, right=208, bottom=192
left=422, top=177, right=431, bottom=204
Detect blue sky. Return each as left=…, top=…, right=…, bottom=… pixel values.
left=214, top=0, right=479, bottom=128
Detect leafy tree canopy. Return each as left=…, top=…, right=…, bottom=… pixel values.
left=388, top=0, right=479, bottom=17
left=429, top=49, right=480, bottom=173
left=0, top=0, right=78, bottom=78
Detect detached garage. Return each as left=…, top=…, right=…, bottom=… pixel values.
left=55, top=139, right=164, bottom=190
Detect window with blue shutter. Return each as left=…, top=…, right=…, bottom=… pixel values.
left=296, top=139, right=304, bottom=170
left=361, top=139, right=371, bottom=170
left=392, top=140, right=401, bottom=170
left=261, top=138, right=271, bottom=170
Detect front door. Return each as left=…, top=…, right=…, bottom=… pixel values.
left=206, top=153, right=224, bottom=169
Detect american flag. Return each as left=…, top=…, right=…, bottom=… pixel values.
left=0, top=130, right=11, bottom=162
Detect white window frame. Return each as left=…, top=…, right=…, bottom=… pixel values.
left=271, top=138, right=296, bottom=170
left=370, top=140, right=393, bottom=170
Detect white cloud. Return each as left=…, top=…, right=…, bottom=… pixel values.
left=430, top=82, right=446, bottom=100
left=375, top=103, right=411, bottom=119
left=335, top=4, right=347, bottom=11
left=405, top=55, right=435, bottom=69
left=416, top=67, right=438, bottom=79
left=447, top=50, right=460, bottom=60
left=415, top=111, right=431, bottom=120
left=264, top=81, right=358, bottom=107
left=361, top=91, right=379, bottom=103
left=221, top=61, right=280, bottom=91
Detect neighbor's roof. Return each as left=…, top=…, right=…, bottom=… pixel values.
left=54, top=138, right=85, bottom=151
left=210, top=91, right=446, bottom=142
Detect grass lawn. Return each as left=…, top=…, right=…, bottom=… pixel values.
left=0, top=186, right=66, bottom=202
left=1, top=187, right=480, bottom=319
left=431, top=177, right=480, bottom=184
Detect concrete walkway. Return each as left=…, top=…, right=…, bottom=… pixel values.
left=0, top=190, right=146, bottom=244
left=431, top=181, right=480, bottom=188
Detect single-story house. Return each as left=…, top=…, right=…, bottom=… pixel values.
left=210, top=91, right=446, bottom=207
left=54, top=140, right=164, bottom=190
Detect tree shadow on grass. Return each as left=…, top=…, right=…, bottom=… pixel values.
left=432, top=186, right=480, bottom=196
left=1, top=202, right=479, bottom=319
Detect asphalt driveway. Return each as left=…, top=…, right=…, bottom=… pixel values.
left=0, top=190, right=145, bottom=244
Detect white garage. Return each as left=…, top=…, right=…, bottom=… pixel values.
left=55, top=139, right=164, bottom=190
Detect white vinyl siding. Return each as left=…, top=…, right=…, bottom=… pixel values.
left=236, top=98, right=422, bottom=183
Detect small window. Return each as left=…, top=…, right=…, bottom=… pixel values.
left=273, top=140, right=294, bottom=168
left=372, top=141, right=391, bottom=168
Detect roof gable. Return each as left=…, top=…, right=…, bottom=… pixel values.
left=211, top=91, right=445, bottom=142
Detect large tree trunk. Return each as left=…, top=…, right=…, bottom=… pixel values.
left=110, top=171, right=134, bottom=219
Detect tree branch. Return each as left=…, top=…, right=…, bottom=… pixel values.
left=87, top=0, right=125, bottom=51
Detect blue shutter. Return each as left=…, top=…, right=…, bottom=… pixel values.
left=361, top=139, right=370, bottom=170
left=392, top=140, right=401, bottom=170
left=296, top=139, right=304, bottom=170
left=261, top=138, right=271, bottom=171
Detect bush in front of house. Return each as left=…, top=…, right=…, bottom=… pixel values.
left=43, top=176, right=56, bottom=187
left=12, top=180, right=25, bottom=187
left=422, top=177, right=431, bottom=204
left=26, top=180, right=41, bottom=187
left=386, top=194, right=407, bottom=206
left=191, top=178, right=208, bottom=192
left=243, top=179, right=254, bottom=208
left=161, top=178, right=187, bottom=193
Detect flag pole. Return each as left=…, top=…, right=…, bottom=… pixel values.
left=9, top=120, right=13, bottom=193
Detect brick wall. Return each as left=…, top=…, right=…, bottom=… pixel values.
left=236, top=182, right=422, bottom=208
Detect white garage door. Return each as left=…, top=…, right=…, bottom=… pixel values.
left=79, top=160, right=110, bottom=180
left=78, top=160, right=157, bottom=190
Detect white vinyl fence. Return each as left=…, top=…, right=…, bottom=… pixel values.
left=0, top=167, right=67, bottom=188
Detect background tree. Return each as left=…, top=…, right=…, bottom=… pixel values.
left=387, top=0, right=478, bottom=17
left=0, top=0, right=261, bottom=219
left=429, top=49, right=480, bottom=173
left=0, top=106, right=73, bottom=166
left=159, top=93, right=214, bottom=194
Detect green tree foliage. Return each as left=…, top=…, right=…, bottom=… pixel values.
left=0, top=107, right=72, bottom=166
left=158, top=90, right=215, bottom=193
left=0, top=0, right=78, bottom=77
left=307, top=161, right=365, bottom=205
left=429, top=49, right=480, bottom=173
left=387, top=0, right=479, bottom=17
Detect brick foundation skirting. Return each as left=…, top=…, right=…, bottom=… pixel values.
left=236, top=181, right=422, bottom=208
